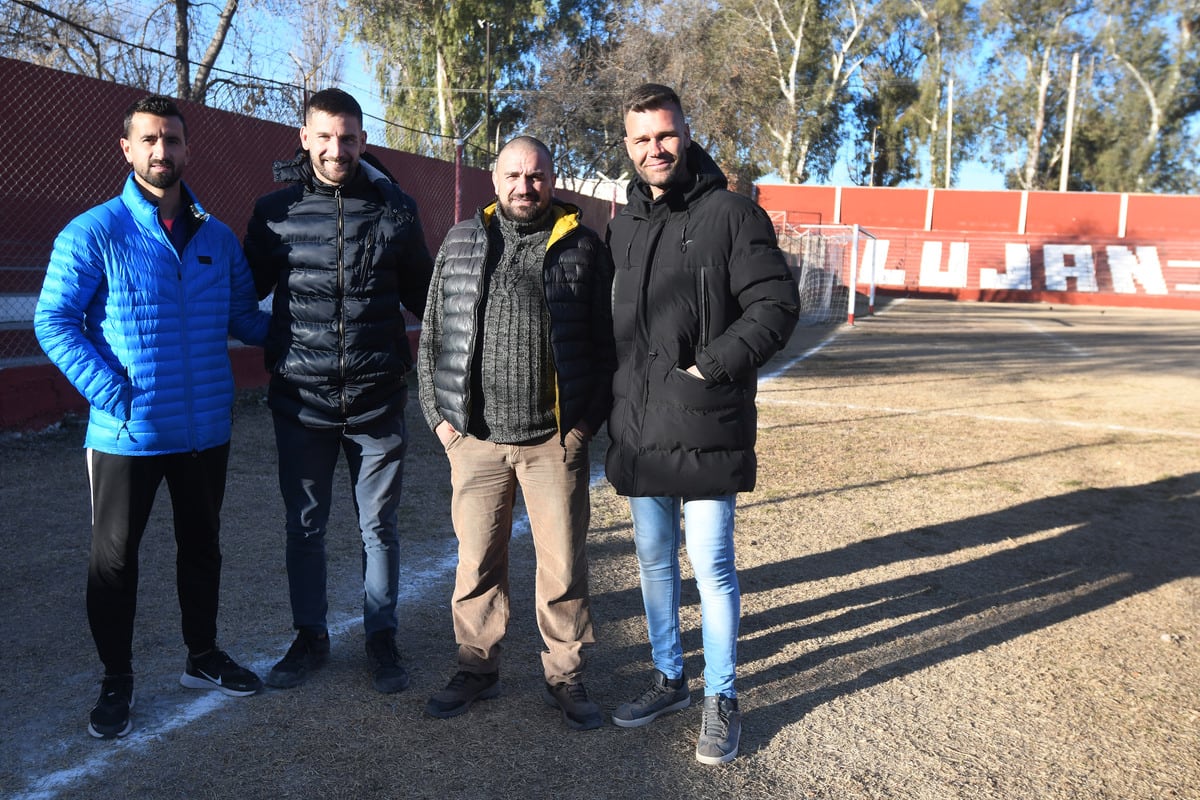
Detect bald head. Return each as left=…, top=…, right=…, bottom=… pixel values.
left=493, top=136, right=554, bottom=223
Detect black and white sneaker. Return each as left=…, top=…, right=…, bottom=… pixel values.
left=180, top=649, right=263, bottom=697
left=88, top=674, right=134, bottom=739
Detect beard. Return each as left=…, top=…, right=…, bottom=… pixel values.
left=311, top=156, right=355, bottom=186
left=636, top=156, right=687, bottom=193
left=137, top=159, right=182, bottom=190
left=498, top=192, right=549, bottom=223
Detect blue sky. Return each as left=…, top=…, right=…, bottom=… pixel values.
left=226, top=4, right=1009, bottom=191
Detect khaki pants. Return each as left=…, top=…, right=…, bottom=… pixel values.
left=445, top=430, right=595, bottom=685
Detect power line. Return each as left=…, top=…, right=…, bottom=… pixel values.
left=6, top=0, right=461, bottom=144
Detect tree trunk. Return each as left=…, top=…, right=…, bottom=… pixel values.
left=190, top=0, right=239, bottom=103
left=174, top=0, right=190, bottom=100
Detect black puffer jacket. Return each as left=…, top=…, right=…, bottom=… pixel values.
left=417, top=200, right=616, bottom=441
left=244, top=153, right=433, bottom=425
left=605, top=143, right=799, bottom=497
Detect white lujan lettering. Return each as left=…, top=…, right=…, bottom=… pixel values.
left=1042, top=245, right=1098, bottom=292
left=918, top=241, right=970, bottom=288
left=858, top=238, right=904, bottom=285
left=980, top=244, right=1034, bottom=290
left=1107, top=246, right=1168, bottom=295
left=851, top=240, right=1176, bottom=295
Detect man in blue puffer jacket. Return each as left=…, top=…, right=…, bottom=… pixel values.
left=34, top=95, right=270, bottom=740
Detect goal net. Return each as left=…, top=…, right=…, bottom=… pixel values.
left=772, top=222, right=876, bottom=325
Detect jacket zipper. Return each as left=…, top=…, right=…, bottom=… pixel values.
left=336, top=188, right=347, bottom=415
left=176, top=209, right=199, bottom=451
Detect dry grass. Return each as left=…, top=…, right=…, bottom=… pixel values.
left=2, top=299, right=1197, bottom=800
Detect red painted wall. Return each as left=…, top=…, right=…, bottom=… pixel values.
left=0, top=58, right=613, bottom=430
left=756, top=184, right=1200, bottom=310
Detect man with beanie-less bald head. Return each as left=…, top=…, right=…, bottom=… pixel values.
left=417, top=135, right=616, bottom=731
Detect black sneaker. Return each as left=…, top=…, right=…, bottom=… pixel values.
left=266, top=629, right=330, bottom=689
left=365, top=630, right=410, bottom=694
left=542, top=681, right=604, bottom=731
left=695, top=694, right=741, bottom=765
left=180, top=648, right=263, bottom=697
left=612, top=669, right=690, bottom=728
left=425, top=670, right=501, bottom=718
left=88, top=674, right=134, bottom=739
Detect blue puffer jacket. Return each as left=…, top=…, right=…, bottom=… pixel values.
left=34, top=173, right=269, bottom=455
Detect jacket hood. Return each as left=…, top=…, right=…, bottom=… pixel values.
left=624, top=142, right=727, bottom=214
left=272, top=148, right=311, bottom=184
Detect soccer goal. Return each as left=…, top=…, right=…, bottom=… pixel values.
left=771, top=221, right=877, bottom=325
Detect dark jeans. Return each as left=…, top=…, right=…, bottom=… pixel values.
left=273, top=408, right=407, bottom=636
left=86, top=444, right=230, bottom=675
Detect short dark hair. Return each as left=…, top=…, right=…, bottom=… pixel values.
left=124, top=95, right=187, bottom=140
left=624, top=83, right=684, bottom=115
left=497, top=135, right=554, bottom=166
left=306, top=88, right=363, bottom=125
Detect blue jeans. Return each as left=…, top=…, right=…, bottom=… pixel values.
left=628, top=495, right=740, bottom=698
left=273, top=409, right=406, bottom=636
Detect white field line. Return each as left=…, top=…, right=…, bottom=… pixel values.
left=757, top=396, right=1200, bottom=441
left=13, top=298, right=900, bottom=798
left=762, top=297, right=906, bottom=383
left=1019, top=319, right=1091, bottom=358
left=15, top=462, right=608, bottom=800
left=758, top=300, right=1198, bottom=439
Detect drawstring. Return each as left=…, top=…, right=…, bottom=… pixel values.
left=680, top=211, right=691, bottom=252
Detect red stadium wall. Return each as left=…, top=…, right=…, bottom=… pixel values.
left=0, top=57, right=614, bottom=430
left=756, top=184, right=1200, bottom=311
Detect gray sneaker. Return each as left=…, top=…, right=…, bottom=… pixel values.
left=695, top=694, right=741, bottom=765
left=612, top=669, right=690, bottom=728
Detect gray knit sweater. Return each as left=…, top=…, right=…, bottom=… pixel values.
left=466, top=208, right=556, bottom=442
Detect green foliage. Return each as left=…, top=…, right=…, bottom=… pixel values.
left=344, top=0, right=551, bottom=164
left=8, top=0, right=1200, bottom=191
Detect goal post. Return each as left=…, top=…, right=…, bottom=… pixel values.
left=769, top=218, right=878, bottom=325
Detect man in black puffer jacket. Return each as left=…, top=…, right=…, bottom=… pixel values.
left=417, top=136, right=615, bottom=731
left=606, top=84, right=799, bottom=764
left=243, top=88, right=433, bottom=696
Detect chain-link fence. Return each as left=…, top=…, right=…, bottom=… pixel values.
left=0, top=56, right=614, bottom=367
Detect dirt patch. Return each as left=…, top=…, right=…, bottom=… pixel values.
left=2, top=299, right=1197, bottom=799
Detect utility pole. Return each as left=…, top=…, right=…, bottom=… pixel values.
left=1060, top=52, right=1080, bottom=192
left=869, top=126, right=879, bottom=187
left=944, top=78, right=954, bottom=189
left=478, top=19, right=492, bottom=157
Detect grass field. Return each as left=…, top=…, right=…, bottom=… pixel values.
left=3, top=299, right=1197, bottom=800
